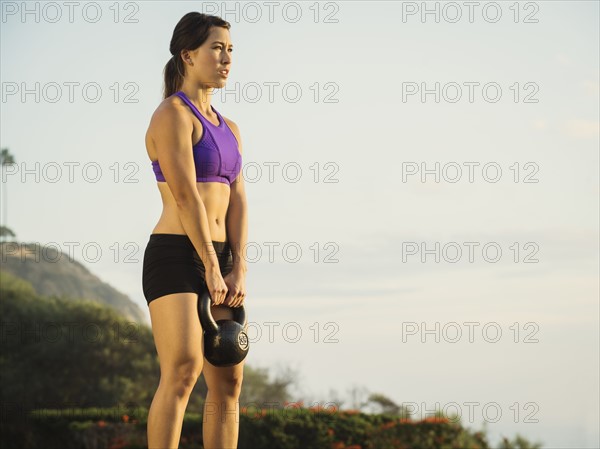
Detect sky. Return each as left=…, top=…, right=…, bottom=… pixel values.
left=1, top=1, right=599, bottom=447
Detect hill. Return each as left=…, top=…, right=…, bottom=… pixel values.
left=1, top=240, right=146, bottom=323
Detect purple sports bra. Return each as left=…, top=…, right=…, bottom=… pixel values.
left=152, top=90, right=242, bottom=185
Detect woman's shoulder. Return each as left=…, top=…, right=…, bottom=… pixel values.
left=150, top=94, right=193, bottom=124
left=156, top=92, right=187, bottom=114
left=146, top=94, right=194, bottom=141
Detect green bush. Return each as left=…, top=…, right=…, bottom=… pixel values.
left=14, top=405, right=542, bottom=449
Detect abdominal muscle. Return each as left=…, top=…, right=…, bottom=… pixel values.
left=151, top=181, right=230, bottom=242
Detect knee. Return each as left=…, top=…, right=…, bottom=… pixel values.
left=229, top=374, right=244, bottom=397
left=213, top=373, right=243, bottom=398
left=161, top=360, right=203, bottom=396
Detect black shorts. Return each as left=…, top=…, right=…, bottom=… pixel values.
left=142, top=233, right=233, bottom=306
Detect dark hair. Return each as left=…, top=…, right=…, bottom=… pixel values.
left=163, top=12, right=231, bottom=100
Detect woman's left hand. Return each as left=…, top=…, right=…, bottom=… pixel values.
left=223, top=269, right=246, bottom=308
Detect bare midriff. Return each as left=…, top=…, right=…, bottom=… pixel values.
left=151, top=181, right=230, bottom=242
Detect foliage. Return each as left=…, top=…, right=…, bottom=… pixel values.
left=0, top=272, right=298, bottom=448
left=12, top=405, right=544, bottom=449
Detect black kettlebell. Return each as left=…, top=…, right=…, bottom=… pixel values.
left=198, top=290, right=249, bottom=367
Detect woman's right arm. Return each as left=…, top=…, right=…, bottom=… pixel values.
left=149, top=103, right=228, bottom=304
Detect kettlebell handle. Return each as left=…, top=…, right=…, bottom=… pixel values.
left=198, top=290, right=246, bottom=334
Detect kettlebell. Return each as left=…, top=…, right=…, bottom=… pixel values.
left=198, top=289, right=249, bottom=367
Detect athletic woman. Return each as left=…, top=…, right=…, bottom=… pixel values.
left=141, top=12, right=248, bottom=449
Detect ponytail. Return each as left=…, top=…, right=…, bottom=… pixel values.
left=163, top=54, right=184, bottom=100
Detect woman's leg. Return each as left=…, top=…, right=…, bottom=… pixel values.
left=201, top=305, right=246, bottom=449
left=147, top=292, right=204, bottom=449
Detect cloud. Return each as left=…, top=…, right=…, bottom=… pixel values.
left=562, top=119, right=600, bottom=139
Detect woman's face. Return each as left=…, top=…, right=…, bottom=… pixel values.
left=186, top=26, right=232, bottom=89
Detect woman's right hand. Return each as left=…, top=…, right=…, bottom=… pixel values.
left=204, top=265, right=228, bottom=305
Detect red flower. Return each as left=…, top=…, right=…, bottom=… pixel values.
left=381, top=421, right=397, bottom=430
left=309, top=405, right=323, bottom=413
left=423, top=416, right=449, bottom=424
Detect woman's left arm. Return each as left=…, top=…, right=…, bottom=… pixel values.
left=224, top=119, right=248, bottom=306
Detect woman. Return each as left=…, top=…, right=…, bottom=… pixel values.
left=141, top=12, right=248, bottom=449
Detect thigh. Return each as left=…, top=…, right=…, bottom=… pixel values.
left=149, top=293, right=204, bottom=378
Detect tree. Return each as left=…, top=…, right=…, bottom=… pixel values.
left=367, top=392, right=401, bottom=415
left=0, top=225, right=16, bottom=242
left=500, top=434, right=543, bottom=449
left=346, top=384, right=370, bottom=411
left=0, top=148, right=16, bottom=237
left=327, top=387, right=346, bottom=411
